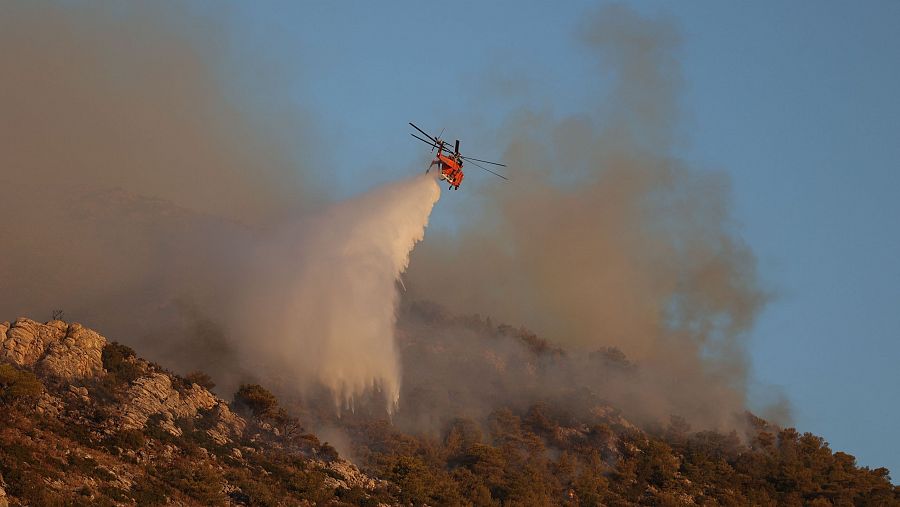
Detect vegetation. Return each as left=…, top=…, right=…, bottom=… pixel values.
left=185, top=370, right=216, bottom=390
left=234, top=383, right=279, bottom=419
left=101, top=341, right=141, bottom=384
left=0, top=362, right=42, bottom=405
left=0, top=317, right=897, bottom=505
left=335, top=406, right=899, bottom=506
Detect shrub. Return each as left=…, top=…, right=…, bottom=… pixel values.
left=105, top=429, right=146, bottom=452
left=145, top=413, right=177, bottom=444
left=319, top=442, right=340, bottom=462
left=67, top=454, right=99, bottom=474
left=101, top=342, right=141, bottom=384
left=0, top=363, right=43, bottom=404
left=233, top=384, right=279, bottom=419
left=132, top=480, right=171, bottom=506
left=185, top=370, right=216, bottom=391
left=163, top=460, right=228, bottom=505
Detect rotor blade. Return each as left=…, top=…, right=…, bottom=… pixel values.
left=410, top=133, right=441, bottom=149
left=409, top=122, right=437, bottom=143
left=461, top=155, right=507, bottom=167
left=410, top=133, right=452, bottom=155
left=466, top=159, right=509, bottom=180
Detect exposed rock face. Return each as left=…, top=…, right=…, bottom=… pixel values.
left=119, top=373, right=218, bottom=435
left=323, top=460, right=378, bottom=491
left=115, top=372, right=246, bottom=444
left=0, top=319, right=106, bottom=380
left=39, top=323, right=106, bottom=380
left=0, top=317, right=390, bottom=505
left=0, top=318, right=67, bottom=367
left=206, top=402, right=247, bottom=445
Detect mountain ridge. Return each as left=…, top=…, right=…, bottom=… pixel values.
left=1, top=316, right=897, bottom=505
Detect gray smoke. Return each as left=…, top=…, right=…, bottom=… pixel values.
left=1, top=2, right=774, bottom=432
left=0, top=2, right=442, bottom=409
left=404, top=5, right=769, bottom=431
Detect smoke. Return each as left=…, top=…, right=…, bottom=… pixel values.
left=0, top=2, right=442, bottom=409
left=403, top=5, right=768, bottom=431
left=1, top=2, right=773, bottom=434
left=0, top=1, right=313, bottom=334
left=0, top=2, right=317, bottom=222
left=233, top=175, right=440, bottom=411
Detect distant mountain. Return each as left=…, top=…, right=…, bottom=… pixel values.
left=1, top=316, right=897, bottom=506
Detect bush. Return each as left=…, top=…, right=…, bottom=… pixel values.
left=101, top=342, right=141, bottom=384
left=319, top=442, right=340, bottom=462
left=233, top=384, right=279, bottom=419
left=0, top=363, right=43, bottom=404
left=105, top=429, right=146, bottom=452
left=132, top=479, right=171, bottom=506
left=185, top=370, right=216, bottom=391
left=163, top=460, right=228, bottom=505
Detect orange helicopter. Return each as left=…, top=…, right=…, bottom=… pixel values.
left=410, top=122, right=508, bottom=190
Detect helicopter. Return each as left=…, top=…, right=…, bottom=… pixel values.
left=409, top=122, right=508, bottom=190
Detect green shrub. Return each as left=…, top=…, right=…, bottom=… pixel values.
left=0, top=363, right=43, bottom=405
left=101, top=342, right=141, bottom=383
left=233, top=384, right=279, bottom=419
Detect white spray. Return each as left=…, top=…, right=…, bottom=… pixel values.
left=234, top=174, right=441, bottom=412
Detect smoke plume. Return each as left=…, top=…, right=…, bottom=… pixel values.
left=404, top=5, right=767, bottom=431
left=1, top=2, right=772, bottom=433
left=0, top=1, right=313, bottom=338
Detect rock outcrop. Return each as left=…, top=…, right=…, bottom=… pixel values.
left=323, top=459, right=379, bottom=491
left=112, top=371, right=246, bottom=445
left=205, top=402, right=247, bottom=445
left=118, top=373, right=217, bottom=435
left=0, top=317, right=409, bottom=505
left=0, top=318, right=67, bottom=367
left=0, top=317, right=250, bottom=450
left=0, top=318, right=106, bottom=380
left=39, top=323, right=106, bottom=380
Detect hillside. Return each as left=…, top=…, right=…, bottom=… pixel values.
left=1, top=316, right=897, bottom=506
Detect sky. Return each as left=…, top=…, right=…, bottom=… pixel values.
left=198, top=1, right=898, bottom=476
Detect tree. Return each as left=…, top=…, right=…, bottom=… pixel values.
left=233, top=384, right=279, bottom=419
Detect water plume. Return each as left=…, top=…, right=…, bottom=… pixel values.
left=233, top=175, right=441, bottom=411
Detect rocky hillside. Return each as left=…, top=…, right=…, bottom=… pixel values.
left=1, top=316, right=898, bottom=506
left=0, top=318, right=393, bottom=506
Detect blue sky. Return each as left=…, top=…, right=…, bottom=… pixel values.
left=212, top=1, right=899, bottom=475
